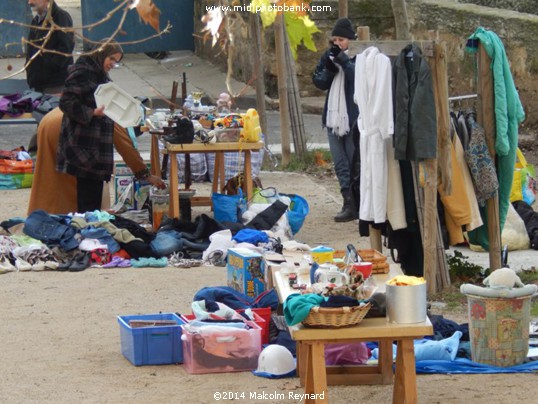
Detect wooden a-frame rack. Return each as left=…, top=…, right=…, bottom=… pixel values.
left=348, top=27, right=502, bottom=294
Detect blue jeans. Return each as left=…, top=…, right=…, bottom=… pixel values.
left=81, top=227, right=121, bottom=253
left=150, top=230, right=210, bottom=257
left=327, top=128, right=355, bottom=194
left=24, top=209, right=79, bottom=251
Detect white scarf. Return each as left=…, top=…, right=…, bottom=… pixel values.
left=326, top=56, right=349, bottom=136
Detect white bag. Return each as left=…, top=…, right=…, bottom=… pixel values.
left=501, top=203, right=530, bottom=251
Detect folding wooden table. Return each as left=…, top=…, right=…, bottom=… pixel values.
left=164, top=141, right=264, bottom=218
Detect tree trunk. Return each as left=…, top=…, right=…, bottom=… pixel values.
left=274, top=13, right=291, bottom=167
left=391, top=0, right=411, bottom=41
left=249, top=13, right=268, bottom=143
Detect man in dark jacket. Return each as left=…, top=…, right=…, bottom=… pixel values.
left=26, top=0, right=74, bottom=94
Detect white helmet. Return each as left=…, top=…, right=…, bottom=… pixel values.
left=255, top=345, right=296, bottom=375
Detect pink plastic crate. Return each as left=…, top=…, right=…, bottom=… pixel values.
left=181, top=320, right=262, bottom=374
left=182, top=309, right=270, bottom=345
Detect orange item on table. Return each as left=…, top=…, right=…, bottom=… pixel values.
left=386, top=275, right=426, bottom=286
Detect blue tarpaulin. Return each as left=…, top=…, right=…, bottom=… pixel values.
left=416, top=358, right=538, bottom=374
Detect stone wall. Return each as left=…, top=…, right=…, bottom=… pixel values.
left=407, top=0, right=538, bottom=126
left=460, top=0, right=538, bottom=15
left=195, top=0, right=538, bottom=126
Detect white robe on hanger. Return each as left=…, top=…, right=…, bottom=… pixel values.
left=354, top=46, right=406, bottom=228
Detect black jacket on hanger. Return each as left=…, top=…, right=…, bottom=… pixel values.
left=393, top=44, right=437, bottom=161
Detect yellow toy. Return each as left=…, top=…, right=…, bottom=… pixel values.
left=213, top=114, right=243, bottom=129
left=240, top=108, right=262, bottom=142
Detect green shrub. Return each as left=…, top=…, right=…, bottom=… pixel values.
left=446, top=250, right=488, bottom=283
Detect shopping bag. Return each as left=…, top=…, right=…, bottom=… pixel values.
left=0, top=172, right=34, bottom=189
left=212, top=189, right=246, bottom=223
left=0, top=150, right=34, bottom=190
left=0, top=158, right=33, bottom=174
left=510, top=148, right=537, bottom=205
left=281, top=193, right=309, bottom=235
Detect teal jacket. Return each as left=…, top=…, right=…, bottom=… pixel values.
left=466, top=27, right=525, bottom=250
left=283, top=293, right=325, bottom=326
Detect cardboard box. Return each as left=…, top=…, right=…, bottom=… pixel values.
left=114, top=163, right=151, bottom=210
left=227, top=248, right=266, bottom=298
left=114, top=175, right=135, bottom=210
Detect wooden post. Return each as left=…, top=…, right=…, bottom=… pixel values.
left=357, top=27, right=383, bottom=253
left=338, top=0, right=348, bottom=18
left=274, top=13, right=291, bottom=166
left=477, top=43, right=502, bottom=271
left=425, top=37, right=449, bottom=293
left=181, top=72, right=187, bottom=111
left=357, top=26, right=369, bottom=41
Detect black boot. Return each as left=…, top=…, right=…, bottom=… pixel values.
left=334, top=191, right=357, bottom=223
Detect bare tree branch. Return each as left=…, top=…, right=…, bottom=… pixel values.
left=1, top=0, right=130, bottom=33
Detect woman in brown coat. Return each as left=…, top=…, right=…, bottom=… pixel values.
left=28, top=107, right=163, bottom=215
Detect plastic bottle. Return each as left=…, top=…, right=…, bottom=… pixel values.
left=183, top=94, right=194, bottom=110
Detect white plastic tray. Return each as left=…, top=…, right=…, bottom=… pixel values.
left=94, top=82, right=143, bottom=128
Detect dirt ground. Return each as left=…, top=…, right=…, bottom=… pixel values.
left=1, top=171, right=538, bottom=404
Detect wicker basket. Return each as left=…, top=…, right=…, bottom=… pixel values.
left=372, top=262, right=390, bottom=274
left=302, top=303, right=371, bottom=328
left=358, top=249, right=389, bottom=274
left=358, top=249, right=386, bottom=263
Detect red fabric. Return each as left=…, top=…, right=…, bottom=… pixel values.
left=112, top=249, right=131, bottom=260
left=90, top=248, right=111, bottom=265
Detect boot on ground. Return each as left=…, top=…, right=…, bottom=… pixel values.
left=334, top=205, right=355, bottom=222
left=334, top=190, right=357, bottom=222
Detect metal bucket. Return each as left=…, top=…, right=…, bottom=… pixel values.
left=386, top=282, right=427, bottom=324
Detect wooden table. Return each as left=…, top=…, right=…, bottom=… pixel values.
left=0, top=112, right=37, bottom=126
left=273, top=268, right=433, bottom=404
left=165, top=141, right=264, bottom=219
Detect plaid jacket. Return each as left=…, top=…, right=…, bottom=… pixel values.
left=57, top=56, right=114, bottom=181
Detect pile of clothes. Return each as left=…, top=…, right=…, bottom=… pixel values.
left=0, top=90, right=59, bottom=122
left=0, top=207, right=293, bottom=273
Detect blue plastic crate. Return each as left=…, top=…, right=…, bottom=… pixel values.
left=118, top=313, right=185, bottom=366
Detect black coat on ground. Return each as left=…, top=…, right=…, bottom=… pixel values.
left=513, top=200, right=538, bottom=249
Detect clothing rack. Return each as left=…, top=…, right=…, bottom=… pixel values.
left=349, top=27, right=451, bottom=294
left=448, top=94, right=478, bottom=102
left=449, top=55, right=502, bottom=270
left=350, top=30, right=503, bottom=289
